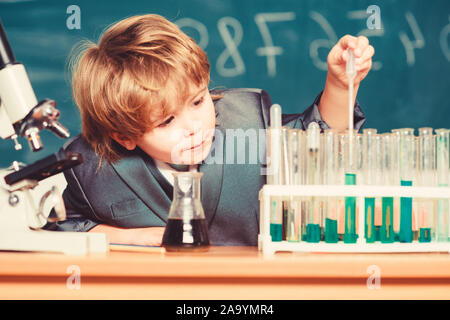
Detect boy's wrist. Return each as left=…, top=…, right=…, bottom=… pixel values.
left=318, top=75, right=360, bottom=132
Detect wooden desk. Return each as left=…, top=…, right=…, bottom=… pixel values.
left=0, top=246, right=449, bottom=299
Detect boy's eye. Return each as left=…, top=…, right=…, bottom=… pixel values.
left=193, top=96, right=204, bottom=106
left=158, top=116, right=174, bottom=128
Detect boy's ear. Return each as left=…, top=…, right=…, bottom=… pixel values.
left=110, top=133, right=137, bottom=151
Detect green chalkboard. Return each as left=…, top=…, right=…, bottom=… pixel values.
left=0, top=0, right=449, bottom=167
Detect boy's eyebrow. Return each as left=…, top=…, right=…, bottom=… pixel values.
left=188, top=86, right=206, bottom=103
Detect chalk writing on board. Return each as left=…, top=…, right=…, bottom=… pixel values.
left=216, top=16, right=245, bottom=77
left=254, top=12, right=296, bottom=77
left=309, top=11, right=338, bottom=71
left=399, top=11, right=425, bottom=66
left=441, top=15, right=450, bottom=62
left=347, top=9, right=383, bottom=71
left=175, top=17, right=209, bottom=49
left=176, top=10, right=448, bottom=78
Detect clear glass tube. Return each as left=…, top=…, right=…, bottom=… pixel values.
left=362, top=129, right=377, bottom=243
left=417, top=128, right=435, bottom=242
left=399, top=128, right=415, bottom=243
left=435, top=129, right=449, bottom=242
left=337, top=132, right=346, bottom=239
left=323, top=128, right=338, bottom=243
left=412, top=136, right=420, bottom=241
left=381, top=133, right=395, bottom=243
left=287, top=129, right=300, bottom=242
left=343, top=129, right=358, bottom=243
left=297, top=129, right=307, bottom=241
left=305, top=122, right=321, bottom=242
left=391, top=129, right=401, bottom=240
left=374, top=133, right=384, bottom=241
left=281, top=127, right=289, bottom=240
left=267, top=103, right=282, bottom=242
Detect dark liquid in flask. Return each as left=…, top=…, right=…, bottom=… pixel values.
left=162, top=218, right=210, bottom=252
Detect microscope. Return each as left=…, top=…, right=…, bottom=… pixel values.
left=0, top=20, right=108, bottom=255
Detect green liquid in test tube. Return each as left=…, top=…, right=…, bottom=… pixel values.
left=399, top=128, right=415, bottom=243
left=270, top=201, right=282, bottom=241
left=344, top=173, right=357, bottom=243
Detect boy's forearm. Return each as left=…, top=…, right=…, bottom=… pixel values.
left=89, top=224, right=165, bottom=246
left=318, top=75, right=360, bottom=132
left=89, top=224, right=128, bottom=243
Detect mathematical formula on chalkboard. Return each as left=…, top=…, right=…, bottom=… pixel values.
left=173, top=10, right=450, bottom=78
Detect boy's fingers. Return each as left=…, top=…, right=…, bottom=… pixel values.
left=357, top=59, right=372, bottom=72
left=355, top=36, right=369, bottom=56
left=355, top=45, right=375, bottom=64
left=339, top=35, right=358, bottom=51
left=334, top=35, right=358, bottom=64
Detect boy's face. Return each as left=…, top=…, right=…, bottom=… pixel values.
left=135, top=84, right=216, bottom=165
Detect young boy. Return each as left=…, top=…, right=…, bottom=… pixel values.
left=45, top=14, right=373, bottom=246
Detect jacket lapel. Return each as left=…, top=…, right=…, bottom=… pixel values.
left=110, top=149, right=171, bottom=224
left=198, top=108, right=225, bottom=225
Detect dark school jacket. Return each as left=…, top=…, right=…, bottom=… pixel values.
left=44, top=88, right=366, bottom=245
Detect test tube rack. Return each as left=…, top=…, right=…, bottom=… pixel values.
left=258, top=184, right=450, bottom=256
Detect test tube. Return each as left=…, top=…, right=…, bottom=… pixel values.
left=337, top=132, right=346, bottom=240
left=435, top=129, right=449, bottom=242
left=381, top=133, right=395, bottom=243
left=413, top=131, right=420, bottom=241
left=323, top=129, right=339, bottom=243
left=297, top=130, right=307, bottom=241
left=305, top=122, right=321, bottom=242
left=374, top=133, right=384, bottom=241
left=343, top=129, right=358, bottom=243
left=418, top=128, right=435, bottom=242
left=267, top=104, right=282, bottom=241
left=391, top=129, right=402, bottom=241
left=286, top=128, right=300, bottom=242
left=281, top=127, right=290, bottom=240
left=399, top=128, right=415, bottom=243
left=362, top=129, right=377, bottom=243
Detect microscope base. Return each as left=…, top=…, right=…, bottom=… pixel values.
left=0, top=229, right=108, bottom=255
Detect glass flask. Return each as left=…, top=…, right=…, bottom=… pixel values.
left=162, top=172, right=211, bottom=252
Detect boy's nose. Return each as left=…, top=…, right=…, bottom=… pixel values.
left=184, top=122, right=202, bottom=138
left=181, top=114, right=202, bottom=137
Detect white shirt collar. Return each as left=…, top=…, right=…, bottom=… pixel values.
left=153, top=158, right=198, bottom=186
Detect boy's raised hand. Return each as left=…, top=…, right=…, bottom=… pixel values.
left=326, top=35, right=375, bottom=89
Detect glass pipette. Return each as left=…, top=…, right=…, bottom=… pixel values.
left=344, top=49, right=358, bottom=243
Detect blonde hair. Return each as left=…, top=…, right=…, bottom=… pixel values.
left=70, top=14, right=212, bottom=164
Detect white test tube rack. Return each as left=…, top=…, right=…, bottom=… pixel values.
left=258, top=184, right=450, bottom=256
